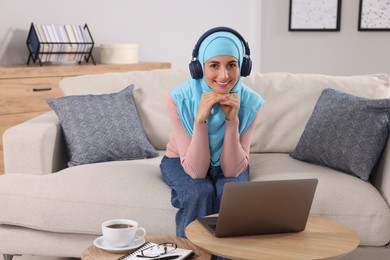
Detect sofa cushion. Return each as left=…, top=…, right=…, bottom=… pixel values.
left=0, top=156, right=176, bottom=236
left=249, top=153, right=390, bottom=246
left=47, top=85, right=158, bottom=166
left=243, top=73, right=390, bottom=153
left=290, top=88, right=390, bottom=181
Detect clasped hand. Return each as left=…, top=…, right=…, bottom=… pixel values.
left=195, top=92, right=239, bottom=123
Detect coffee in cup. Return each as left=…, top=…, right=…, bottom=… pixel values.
left=102, top=219, right=146, bottom=248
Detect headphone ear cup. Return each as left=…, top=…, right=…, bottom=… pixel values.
left=240, top=57, right=252, bottom=77
left=189, top=60, right=203, bottom=79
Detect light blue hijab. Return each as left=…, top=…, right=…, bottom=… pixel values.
left=171, top=31, right=264, bottom=166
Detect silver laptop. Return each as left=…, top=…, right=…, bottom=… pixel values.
left=197, top=178, right=318, bottom=237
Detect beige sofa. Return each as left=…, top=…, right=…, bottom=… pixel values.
left=1, top=69, right=390, bottom=259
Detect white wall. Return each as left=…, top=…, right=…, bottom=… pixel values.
left=0, top=0, right=261, bottom=71
left=261, top=0, right=390, bottom=75
left=1, top=1, right=389, bottom=75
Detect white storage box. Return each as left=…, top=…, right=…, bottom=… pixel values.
left=100, top=43, right=139, bottom=64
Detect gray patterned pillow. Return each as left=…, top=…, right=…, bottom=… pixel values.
left=290, top=88, right=390, bottom=181
left=47, top=85, right=158, bottom=167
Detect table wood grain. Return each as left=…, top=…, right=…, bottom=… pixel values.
left=185, top=215, right=360, bottom=260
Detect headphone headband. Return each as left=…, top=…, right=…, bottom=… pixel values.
left=189, top=26, right=252, bottom=79
left=191, top=26, right=251, bottom=60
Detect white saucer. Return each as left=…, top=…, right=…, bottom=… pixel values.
left=93, top=236, right=145, bottom=253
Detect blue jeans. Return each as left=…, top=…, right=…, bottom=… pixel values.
left=160, top=156, right=250, bottom=238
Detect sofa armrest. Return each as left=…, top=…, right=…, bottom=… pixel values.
left=3, top=111, right=68, bottom=175
left=372, top=141, right=390, bottom=206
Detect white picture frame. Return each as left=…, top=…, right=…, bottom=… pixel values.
left=358, top=0, right=390, bottom=31
left=289, top=0, right=342, bottom=31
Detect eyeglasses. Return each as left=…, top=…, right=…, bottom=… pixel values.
left=137, top=243, right=177, bottom=258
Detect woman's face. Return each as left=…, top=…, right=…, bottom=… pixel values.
left=203, top=55, right=240, bottom=94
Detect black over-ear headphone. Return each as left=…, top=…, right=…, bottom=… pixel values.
left=189, top=26, right=252, bottom=79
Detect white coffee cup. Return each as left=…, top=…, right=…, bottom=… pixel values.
left=102, top=219, right=146, bottom=248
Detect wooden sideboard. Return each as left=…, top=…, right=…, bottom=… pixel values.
left=0, top=62, right=171, bottom=174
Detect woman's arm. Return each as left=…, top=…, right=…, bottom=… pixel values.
left=166, top=96, right=211, bottom=179
left=220, top=113, right=259, bottom=177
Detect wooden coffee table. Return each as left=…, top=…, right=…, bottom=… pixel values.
left=185, top=215, right=360, bottom=260
left=81, top=234, right=211, bottom=260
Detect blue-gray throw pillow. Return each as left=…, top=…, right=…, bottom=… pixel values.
left=290, top=88, right=390, bottom=181
left=47, top=85, right=159, bottom=167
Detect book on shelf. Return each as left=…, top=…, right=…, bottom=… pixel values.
left=28, top=24, right=42, bottom=61
left=118, top=242, right=194, bottom=260
left=49, top=24, right=61, bottom=61
left=72, top=24, right=85, bottom=61
left=64, top=24, right=78, bottom=61
left=41, top=24, right=53, bottom=61
left=34, top=24, right=49, bottom=62
left=57, top=24, right=72, bottom=61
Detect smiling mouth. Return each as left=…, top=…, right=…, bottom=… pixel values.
left=216, top=81, right=231, bottom=87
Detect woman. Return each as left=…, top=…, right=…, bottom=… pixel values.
left=160, top=27, right=265, bottom=238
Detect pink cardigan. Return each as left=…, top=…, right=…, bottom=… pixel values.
left=165, top=95, right=258, bottom=179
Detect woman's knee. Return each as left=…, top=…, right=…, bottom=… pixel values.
left=160, top=156, right=192, bottom=186
left=185, top=178, right=215, bottom=202
left=170, top=178, right=215, bottom=208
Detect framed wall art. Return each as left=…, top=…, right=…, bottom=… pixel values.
left=358, top=0, right=390, bottom=31
left=289, top=0, right=342, bottom=31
